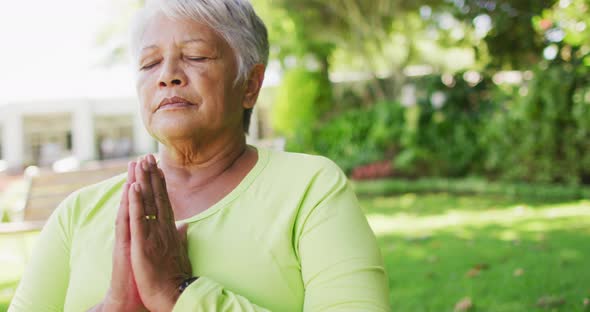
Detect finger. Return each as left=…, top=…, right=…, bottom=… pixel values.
left=176, top=222, right=189, bottom=252
left=135, top=156, right=158, bottom=219
left=128, top=161, right=137, bottom=184
left=129, top=182, right=147, bottom=241
left=157, top=168, right=170, bottom=198
left=115, top=182, right=131, bottom=244
left=112, top=182, right=132, bottom=287
left=148, top=156, right=174, bottom=224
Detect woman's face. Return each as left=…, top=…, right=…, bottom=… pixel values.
left=135, top=12, right=247, bottom=144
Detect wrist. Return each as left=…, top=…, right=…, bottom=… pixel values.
left=178, top=276, right=199, bottom=293
left=161, top=276, right=198, bottom=311
left=101, top=292, right=130, bottom=312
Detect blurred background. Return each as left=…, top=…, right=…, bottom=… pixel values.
left=1, top=0, right=590, bottom=310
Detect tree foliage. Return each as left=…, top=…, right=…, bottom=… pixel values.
left=448, top=0, right=557, bottom=69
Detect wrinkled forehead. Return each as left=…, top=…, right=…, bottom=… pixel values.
left=132, top=9, right=231, bottom=60
left=139, top=13, right=217, bottom=49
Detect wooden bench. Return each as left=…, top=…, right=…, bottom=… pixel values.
left=0, top=160, right=129, bottom=234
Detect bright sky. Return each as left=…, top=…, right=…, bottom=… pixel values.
left=0, top=0, right=136, bottom=104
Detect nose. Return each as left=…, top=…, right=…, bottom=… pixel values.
left=158, top=59, right=188, bottom=88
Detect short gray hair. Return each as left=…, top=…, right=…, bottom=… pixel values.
left=130, top=0, right=269, bottom=132
left=130, top=0, right=269, bottom=84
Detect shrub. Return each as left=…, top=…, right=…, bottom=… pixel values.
left=482, top=62, right=590, bottom=184
left=272, top=68, right=332, bottom=151
left=397, top=72, right=496, bottom=177
left=312, top=100, right=406, bottom=173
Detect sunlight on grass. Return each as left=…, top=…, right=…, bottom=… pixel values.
left=365, top=200, right=590, bottom=237
left=360, top=193, right=590, bottom=311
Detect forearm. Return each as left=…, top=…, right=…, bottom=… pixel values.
left=86, top=295, right=146, bottom=312
left=172, top=276, right=271, bottom=312
left=86, top=301, right=123, bottom=312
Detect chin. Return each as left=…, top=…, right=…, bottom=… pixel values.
left=151, top=119, right=202, bottom=141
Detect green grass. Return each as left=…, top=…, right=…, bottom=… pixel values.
left=1, top=190, right=590, bottom=311
left=360, top=193, right=590, bottom=311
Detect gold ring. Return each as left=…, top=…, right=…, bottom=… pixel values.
left=145, top=215, right=157, bottom=220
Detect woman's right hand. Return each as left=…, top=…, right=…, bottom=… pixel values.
left=101, top=161, right=148, bottom=312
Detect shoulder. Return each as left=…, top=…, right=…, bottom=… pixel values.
left=260, top=148, right=352, bottom=210
left=263, top=148, right=346, bottom=185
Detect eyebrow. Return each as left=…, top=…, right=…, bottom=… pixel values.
left=181, top=38, right=206, bottom=45
left=139, top=38, right=207, bottom=54
left=140, top=45, right=159, bottom=53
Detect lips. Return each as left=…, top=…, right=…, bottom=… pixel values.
left=157, top=96, right=196, bottom=111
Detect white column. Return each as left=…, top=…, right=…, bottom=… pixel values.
left=133, top=114, right=155, bottom=155
left=2, top=113, right=24, bottom=171
left=72, top=103, right=96, bottom=162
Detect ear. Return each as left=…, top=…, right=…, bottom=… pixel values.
left=242, top=64, right=266, bottom=110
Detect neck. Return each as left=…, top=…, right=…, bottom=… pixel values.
left=157, top=130, right=248, bottom=190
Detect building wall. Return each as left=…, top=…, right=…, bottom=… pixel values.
left=0, top=98, right=156, bottom=171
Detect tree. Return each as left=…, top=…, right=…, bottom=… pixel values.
left=449, top=0, right=557, bottom=70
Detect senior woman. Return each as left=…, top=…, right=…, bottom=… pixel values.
left=9, top=0, right=390, bottom=311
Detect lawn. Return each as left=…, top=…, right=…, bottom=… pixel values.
left=360, top=192, right=590, bottom=311
left=1, top=191, right=589, bottom=311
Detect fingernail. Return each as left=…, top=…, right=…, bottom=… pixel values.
left=148, top=154, right=156, bottom=165
left=134, top=183, right=141, bottom=192
left=141, top=160, right=149, bottom=172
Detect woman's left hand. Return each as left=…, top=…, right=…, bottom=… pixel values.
left=128, top=154, right=193, bottom=312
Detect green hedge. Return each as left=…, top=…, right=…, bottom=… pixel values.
left=272, top=68, right=332, bottom=151
left=312, top=100, right=405, bottom=173
left=353, top=177, right=590, bottom=201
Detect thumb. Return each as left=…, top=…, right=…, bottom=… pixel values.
left=176, top=222, right=189, bottom=251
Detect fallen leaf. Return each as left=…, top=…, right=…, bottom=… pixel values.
left=454, top=297, right=474, bottom=312
left=514, top=268, right=524, bottom=277
left=466, top=268, right=480, bottom=278
left=583, top=297, right=589, bottom=306
left=466, top=263, right=489, bottom=278
left=536, top=295, right=565, bottom=309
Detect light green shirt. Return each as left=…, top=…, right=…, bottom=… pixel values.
left=9, top=147, right=390, bottom=311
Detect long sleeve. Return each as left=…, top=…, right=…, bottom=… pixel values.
left=173, top=276, right=271, bottom=311
left=8, top=193, right=74, bottom=312
left=296, top=163, right=391, bottom=311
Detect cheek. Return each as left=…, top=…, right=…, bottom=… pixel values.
left=191, top=69, right=227, bottom=104
left=136, top=75, right=155, bottom=124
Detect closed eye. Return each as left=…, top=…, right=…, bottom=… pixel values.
left=186, top=57, right=208, bottom=62
left=140, top=61, right=160, bottom=71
